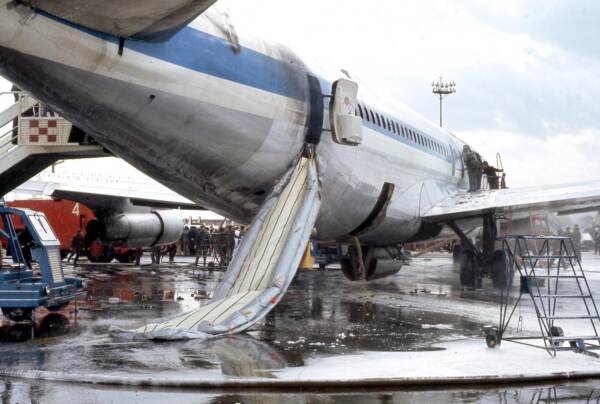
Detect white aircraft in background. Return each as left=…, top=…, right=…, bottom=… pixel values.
left=14, top=158, right=214, bottom=243
left=2, top=0, right=600, bottom=292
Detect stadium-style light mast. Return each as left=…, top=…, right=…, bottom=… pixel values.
left=431, top=77, right=456, bottom=127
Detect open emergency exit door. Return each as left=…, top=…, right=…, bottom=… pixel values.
left=330, top=79, right=363, bottom=146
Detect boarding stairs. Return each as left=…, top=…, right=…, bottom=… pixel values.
left=486, top=236, right=600, bottom=357
left=114, top=152, right=321, bottom=340
left=0, top=91, right=106, bottom=195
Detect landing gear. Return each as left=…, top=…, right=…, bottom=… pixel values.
left=459, top=249, right=479, bottom=288
left=449, top=212, right=514, bottom=289
left=491, top=250, right=513, bottom=289
left=340, top=245, right=377, bottom=281
left=452, top=244, right=463, bottom=262
left=340, top=243, right=403, bottom=282
left=2, top=307, right=33, bottom=322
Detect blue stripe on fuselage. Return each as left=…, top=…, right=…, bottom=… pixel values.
left=35, top=9, right=452, bottom=164
left=35, top=9, right=306, bottom=101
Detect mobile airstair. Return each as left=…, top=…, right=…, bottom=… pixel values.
left=485, top=236, right=600, bottom=357
left=113, top=152, right=321, bottom=340
left=0, top=91, right=106, bottom=195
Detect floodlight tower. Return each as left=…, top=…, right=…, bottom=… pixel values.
left=432, top=77, right=456, bottom=127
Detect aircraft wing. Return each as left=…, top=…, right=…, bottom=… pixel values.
left=423, top=181, right=600, bottom=223
left=15, top=177, right=202, bottom=211
left=22, top=0, right=217, bottom=40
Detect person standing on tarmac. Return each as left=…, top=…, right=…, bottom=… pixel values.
left=226, top=225, right=236, bottom=264
left=181, top=226, right=190, bottom=256
left=572, top=224, right=582, bottom=260
left=594, top=227, right=600, bottom=255
left=188, top=226, right=198, bottom=257
left=67, top=229, right=84, bottom=266
left=151, top=245, right=163, bottom=265
left=167, top=243, right=177, bottom=263
left=195, top=226, right=210, bottom=268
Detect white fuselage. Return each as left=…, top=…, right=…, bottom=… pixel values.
left=0, top=4, right=470, bottom=245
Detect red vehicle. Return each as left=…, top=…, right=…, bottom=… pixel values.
left=6, top=199, right=137, bottom=263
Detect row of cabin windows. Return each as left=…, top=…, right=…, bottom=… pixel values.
left=355, top=104, right=450, bottom=158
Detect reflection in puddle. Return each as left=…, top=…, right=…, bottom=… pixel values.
left=0, top=312, right=72, bottom=343
left=182, top=336, right=287, bottom=378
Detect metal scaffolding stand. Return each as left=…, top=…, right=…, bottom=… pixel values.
left=484, top=236, right=600, bottom=357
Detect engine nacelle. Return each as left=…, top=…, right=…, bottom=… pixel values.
left=340, top=246, right=402, bottom=282
left=102, top=210, right=183, bottom=248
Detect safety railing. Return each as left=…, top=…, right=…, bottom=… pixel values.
left=0, top=126, right=17, bottom=156
left=0, top=91, right=73, bottom=149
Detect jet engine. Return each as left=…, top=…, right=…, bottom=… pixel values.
left=87, top=210, right=183, bottom=249
left=340, top=246, right=402, bottom=282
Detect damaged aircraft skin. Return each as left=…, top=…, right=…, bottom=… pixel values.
left=2, top=1, right=600, bottom=283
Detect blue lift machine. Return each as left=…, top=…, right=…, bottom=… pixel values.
left=0, top=203, right=84, bottom=322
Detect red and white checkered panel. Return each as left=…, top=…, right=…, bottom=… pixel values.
left=18, top=118, right=72, bottom=145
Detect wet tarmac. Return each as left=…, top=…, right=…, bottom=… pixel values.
left=1, top=253, right=600, bottom=402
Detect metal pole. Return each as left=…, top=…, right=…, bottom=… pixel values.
left=432, top=78, right=456, bottom=128
left=439, top=94, right=443, bottom=127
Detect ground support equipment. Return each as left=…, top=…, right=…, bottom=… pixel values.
left=0, top=203, right=85, bottom=322
left=484, top=235, right=600, bottom=357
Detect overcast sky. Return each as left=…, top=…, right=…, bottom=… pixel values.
left=2, top=1, right=600, bottom=188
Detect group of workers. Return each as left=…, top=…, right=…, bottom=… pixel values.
left=159, top=224, right=241, bottom=267
left=64, top=223, right=242, bottom=267
left=463, top=146, right=506, bottom=192
left=558, top=225, right=582, bottom=259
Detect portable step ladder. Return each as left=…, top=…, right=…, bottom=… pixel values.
left=484, top=235, right=600, bottom=357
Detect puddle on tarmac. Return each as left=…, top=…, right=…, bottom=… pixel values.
left=0, top=254, right=599, bottom=397
left=0, top=260, right=485, bottom=377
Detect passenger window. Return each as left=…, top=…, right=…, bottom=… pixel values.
left=369, top=109, right=375, bottom=123
left=357, top=104, right=364, bottom=119
left=376, top=113, right=381, bottom=127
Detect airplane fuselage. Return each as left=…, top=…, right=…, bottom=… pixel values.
left=0, top=3, right=470, bottom=245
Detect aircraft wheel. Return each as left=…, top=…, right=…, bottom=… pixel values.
left=2, top=307, right=33, bottom=322
left=452, top=244, right=463, bottom=261
left=459, top=249, right=477, bottom=288
left=491, top=250, right=513, bottom=289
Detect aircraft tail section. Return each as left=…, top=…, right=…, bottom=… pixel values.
left=20, top=0, right=217, bottom=40
left=111, top=155, right=321, bottom=340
